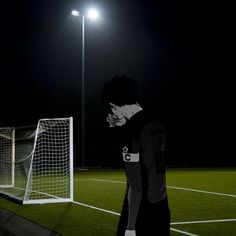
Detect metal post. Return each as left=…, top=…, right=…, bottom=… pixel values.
left=69, top=117, right=74, bottom=201
left=81, top=15, right=85, bottom=167
left=71, top=9, right=99, bottom=168
left=12, top=128, right=15, bottom=187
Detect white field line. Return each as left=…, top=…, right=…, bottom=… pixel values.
left=167, top=186, right=236, bottom=198
left=72, top=200, right=121, bottom=216
left=89, top=179, right=126, bottom=184
left=213, top=171, right=236, bottom=174
left=170, top=227, right=198, bottom=236
left=75, top=178, right=236, bottom=198
left=72, top=200, right=197, bottom=236
left=172, top=218, right=236, bottom=225
left=74, top=178, right=236, bottom=235
left=176, top=171, right=236, bottom=174
left=73, top=199, right=236, bottom=227
left=74, top=178, right=126, bottom=184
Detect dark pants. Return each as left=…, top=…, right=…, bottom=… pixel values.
left=117, top=197, right=170, bottom=236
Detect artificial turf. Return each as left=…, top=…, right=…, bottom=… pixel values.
left=0, top=168, right=236, bottom=235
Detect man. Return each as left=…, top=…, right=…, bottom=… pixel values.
left=102, top=75, right=170, bottom=236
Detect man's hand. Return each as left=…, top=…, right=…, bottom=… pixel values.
left=125, top=229, right=136, bottom=236
left=106, top=113, right=126, bottom=127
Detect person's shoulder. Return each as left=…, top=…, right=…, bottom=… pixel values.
left=141, top=120, right=165, bottom=137
left=138, top=111, right=165, bottom=131
left=139, top=114, right=166, bottom=150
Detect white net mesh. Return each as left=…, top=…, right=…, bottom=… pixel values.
left=0, top=118, right=73, bottom=204
left=0, top=128, right=14, bottom=187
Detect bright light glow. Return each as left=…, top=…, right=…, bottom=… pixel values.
left=71, top=10, right=79, bottom=16
left=87, top=9, right=99, bottom=19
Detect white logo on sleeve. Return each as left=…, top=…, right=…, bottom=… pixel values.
left=122, top=146, right=140, bottom=162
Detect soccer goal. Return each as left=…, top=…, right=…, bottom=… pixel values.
left=0, top=117, right=73, bottom=204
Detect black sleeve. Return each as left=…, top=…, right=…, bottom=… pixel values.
left=139, top=121, right=167, bottom=202
left=139, top=121, right=166, bottom=152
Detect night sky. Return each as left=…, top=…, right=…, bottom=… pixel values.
left=1, top=1, right=231, bottom=167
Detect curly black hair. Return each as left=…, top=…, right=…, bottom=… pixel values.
left=101, top=75, right=137, bottom=107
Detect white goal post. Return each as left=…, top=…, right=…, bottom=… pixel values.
left=0, top=117, right=73, bottom=204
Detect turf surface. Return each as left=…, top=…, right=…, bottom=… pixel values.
left=0, top=168, right=236, bottom=235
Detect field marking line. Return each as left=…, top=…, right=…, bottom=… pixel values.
left=72, top=200, right=121, bottom=216
left=78, top=178, right=236, bottom=198
left=167, top=186, right=236, bottom=198
left=170, top=227, right=198, bottom=236
left=73, top=199, right=236, bottom=227
left=89, top=179, right=126, bottom=184
left=171, top=218, right=236, bottom=225
left=213, top=171, right=236, bottom=174
left=177, top=171, right=236, bottom=174
left=72, top=201, right=195, bottom=236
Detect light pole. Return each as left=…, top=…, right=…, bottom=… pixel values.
left=71, top=9, right=99, bottom=168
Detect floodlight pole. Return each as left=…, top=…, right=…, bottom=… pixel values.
left=71, top=11, right=86, bottom=167
left=81, top=15, right=85, bottom=168
left=71, top=10, right=98, bottom=168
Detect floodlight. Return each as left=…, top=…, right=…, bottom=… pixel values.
left=71, top=10, right=79, bottom=16
left=87, top=9, right=99, bottom=19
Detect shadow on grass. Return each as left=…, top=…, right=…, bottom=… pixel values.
left=50, top=203, right=72, bottom=236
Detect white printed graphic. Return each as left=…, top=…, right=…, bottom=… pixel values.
left=122, top=147, right=139, bottom=162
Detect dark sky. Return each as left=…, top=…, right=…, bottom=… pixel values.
left=1, top=1, right=230, bottom=166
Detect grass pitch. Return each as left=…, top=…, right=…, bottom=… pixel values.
left=0, top=168, right=236, bottom=235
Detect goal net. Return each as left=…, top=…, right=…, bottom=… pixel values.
left=0, top=117, right=73, bottom=204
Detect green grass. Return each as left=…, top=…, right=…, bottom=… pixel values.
left=0, top=168, right=236, bottom=235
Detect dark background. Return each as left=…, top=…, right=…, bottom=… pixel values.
left=1, top=0, right=232, bottom=167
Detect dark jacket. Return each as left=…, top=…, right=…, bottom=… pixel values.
left=116, top=110, right=170, bottom=236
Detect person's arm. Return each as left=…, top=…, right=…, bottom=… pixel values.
left=140, top=121, right=167, bottom=202
left=140, top=120, right=166, bottom=166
